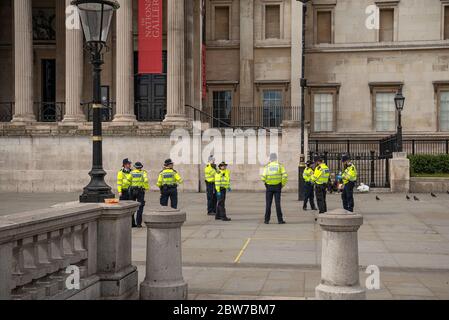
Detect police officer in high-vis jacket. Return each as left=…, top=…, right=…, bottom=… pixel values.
left=204, top=155, right=218, bottom=215
left=302, top=160, right=317, bottom=211
left=341, top=153, right=357, bottom=212
left=129, top=162, right=149, bottom=228
left=215, top=162, right=231, bottom=222
left=311, top=154, right=330, bottom=214
left=117, top=158, right=132, bottom=201
left=261, top=153, right=288, bottom=224
left=157, top=159, right=183, bottom=209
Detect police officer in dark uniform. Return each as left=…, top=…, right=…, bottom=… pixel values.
left=157, top=159, right=183, bottom=209
left=302, top=160, right=317, bottom=211
left=311, top=154, right=330, bottom=215
left=129, top=162, right=149, bottom=228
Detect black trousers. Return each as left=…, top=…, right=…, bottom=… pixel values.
left=265, top=184, right=283, bottom=223
left=216, top=188, right=228, bottom=219
left=303, top=182, right=316, bottom=209
left=206, top=181, right=217, bottom=214
left=342, top=181, right=355, bottom=212
left=160, top=186, right=178, bottom=209
left=130, top=188, right=145, bottom=226
left=315, top=184, right=327, bottom=214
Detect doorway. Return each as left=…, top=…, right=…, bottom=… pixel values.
left=40, top=59, right=56, bottom=122
left=134, top=51, right=167, bottom=121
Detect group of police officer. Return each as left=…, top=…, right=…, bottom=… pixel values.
left=116, top=152, right=357, bottom=228
left=117, top=158, right=183, bottom=228
left=303, top=153, right=358, bottom=214
left=205, top=153, right=288, bottom=224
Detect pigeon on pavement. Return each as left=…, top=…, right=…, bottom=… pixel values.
left=431, top=193, right=437, bottom=198
left=376, top=196, right=380, bottom=201
left=406, top=195, right=410, bottom=200
left=414, top=196, right=420, bottom=201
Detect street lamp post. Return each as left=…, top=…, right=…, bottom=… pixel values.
left=297, top=0, right=309, bottom=201
left=72, top=0, right=119, bottom=203
left=394, top=88, right=405, bottom=153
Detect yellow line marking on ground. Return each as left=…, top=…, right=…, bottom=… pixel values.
left=234, top=238, right=251, bottom=264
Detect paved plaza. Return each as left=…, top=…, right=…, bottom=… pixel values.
left=1, top=191, right=449, bottom=299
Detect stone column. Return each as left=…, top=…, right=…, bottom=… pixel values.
left=97, top=202, right=139, bottom=300
left=290, top=0, right=303, bottom=122
left=55, top=0, right=66, bottom=106
left=239, top=0, right=254, bottom=106
left=315, top=209, right=366, bottom=300
left=113, top=0, right=136, bottom=123
left=185, top=0, right=195, bottom=119
left=63, top=0, right=85, bottom=123
left=140, top=208, right=188, bottom=300
left=389, top=152, right=410, bottom=193
left=12, top=0, right=35, bottom=123
left=164, top=0, right=188, bottom=124
left=193, top=0, right=203, bottom=110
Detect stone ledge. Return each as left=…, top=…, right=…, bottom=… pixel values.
left=410, top=177, right=449, bottom=193
left=0, top=122, right=193, bottom=137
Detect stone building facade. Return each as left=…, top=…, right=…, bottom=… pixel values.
left=1, top=0, right=447, bottom=134
left=0, top=0, right=448, bottom=193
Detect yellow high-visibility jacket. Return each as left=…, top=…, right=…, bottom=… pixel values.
left=130, top=169, right=149, bottom=190
left=157, top=168, right=183, bottom=188
left=311, top=163, right=330, bottom=185
left=342, top=163, right=358, bottom=184
left=303, top=167, right=314, bottom=183
left=204, top=164, right=217, bottom=183
left=117, top=169, right=132, bottom=193
left=261, top=161, right=288, bottom=187
left=215, top=169, right=230, bottom=192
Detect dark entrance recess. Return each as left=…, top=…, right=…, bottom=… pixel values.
left=134, top=51, right=167, bottom=121
left=40, top=59, right=57, bottom=122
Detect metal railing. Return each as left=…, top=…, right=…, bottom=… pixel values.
left=192, top=105, right=299, bottom=129
left=310, top=138, right=449, bottom=156
left=311, top=151, right=390, bottom=188
left=35, top=102, right=65, bottom=122
left=0, top=102, right=13, bottom=122
left=380, top=134, right=399, bottom=157
left=83, top=102, right=115, bottom=122
left=405, top=139, right=449, bottom=155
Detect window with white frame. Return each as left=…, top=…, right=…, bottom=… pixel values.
left=313, top=93, right=333, bottom=132
left=375, top=92, right=396, bottom=131
left=440, top=91, right=449, bottom=131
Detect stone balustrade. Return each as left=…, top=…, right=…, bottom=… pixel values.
left=0, top=201, right=139, bottom=300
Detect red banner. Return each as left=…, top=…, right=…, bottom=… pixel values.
left=138, top=0, right=163, bottom=74
left=202, top=44, right=207, bottom=99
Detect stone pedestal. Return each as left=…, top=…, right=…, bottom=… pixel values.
left=97, top=202, right=139, bottom=300
left=140, top=207, right=187, bottom=300
left=315, top=209, right=366, bottom=300
left=389, top=152, right=410, bottom=193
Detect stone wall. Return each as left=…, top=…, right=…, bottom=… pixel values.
left=410, top=177, right=449, bottom=193
left=0, top=123, right=300, bottom=193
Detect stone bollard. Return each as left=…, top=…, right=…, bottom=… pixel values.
left=140, top=207, right=187, bottom=300
left=389, top=152, right=410, bottom=193
left=315, top=209, right=366, bottom=300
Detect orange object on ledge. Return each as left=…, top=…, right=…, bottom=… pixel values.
left=104, top=198, right=119, bottom=204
